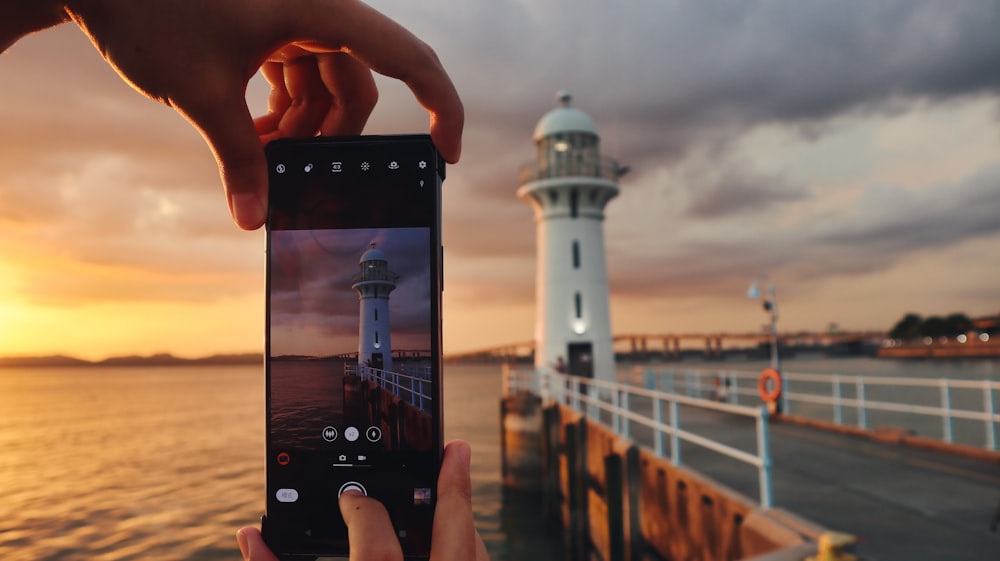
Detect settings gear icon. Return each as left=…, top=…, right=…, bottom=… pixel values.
left=418, top=160, right=427, bottom=169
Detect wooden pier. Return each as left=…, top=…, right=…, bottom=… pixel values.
left=500, top=370, right=1000, bottom=560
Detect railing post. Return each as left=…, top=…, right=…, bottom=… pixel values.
left=757, top=405, right=773, bottom=509
left=669, top=398, right=682, bottom=466
left=572, top=377, right=581, bottom=412
left=586, top=381, right=599, bottom=421
left=833, top=375, right=842, bottom=426
left=857, top=378, right=868, bottom=430
left=653, top=396, right=664, bottom=457
left=622, top=390, right=631, bottom=439
left=613, top=387, right=622, bottom=435
left=985, top=380, right=997, bottom=451
left=940, top=378, right=954, bottom=443
left=781, top=372, right=790, bottom=415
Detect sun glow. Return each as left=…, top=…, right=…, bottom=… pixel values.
left=0, top=258, right=263, bottom=361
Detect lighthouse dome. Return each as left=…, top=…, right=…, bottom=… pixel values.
left=360, top=246, right=386, bottom=263
left=533, top=90, right=598, bottom=141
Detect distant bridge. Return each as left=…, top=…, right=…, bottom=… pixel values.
left=445, top=331, right=886, bottom=362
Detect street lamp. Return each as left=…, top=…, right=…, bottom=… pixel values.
left=746, top=275, right=780, bottom=373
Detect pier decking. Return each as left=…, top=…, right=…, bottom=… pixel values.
left=668, top=407, right=999, bottom=560
left=502, top=367, right=1000, bottom=560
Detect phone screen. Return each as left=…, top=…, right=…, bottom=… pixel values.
left=263, top=136, right=443, bottom=559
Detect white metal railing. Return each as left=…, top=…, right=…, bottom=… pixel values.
left=504, top=365, right=773, bottom=508
left=347, top=363, right=433, bottom=413
left=635, top=368, right=999, bottom=451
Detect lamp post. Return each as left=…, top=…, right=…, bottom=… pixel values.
left=747, top=275, right=780, bottom=373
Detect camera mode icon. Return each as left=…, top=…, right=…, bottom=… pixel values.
left=322, top=426, right=338, bottom=442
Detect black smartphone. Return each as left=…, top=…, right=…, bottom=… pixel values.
left=262, top=135, right=444, bottom=559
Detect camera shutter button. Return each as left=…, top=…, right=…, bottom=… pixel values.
left=338, top=481, right=368, bottom=498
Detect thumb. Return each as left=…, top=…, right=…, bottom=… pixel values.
left=431, top=440, right=481, bottom=560
left=174, top=82, right=269, bottom=230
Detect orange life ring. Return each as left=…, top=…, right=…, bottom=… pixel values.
left=758, top=368, right=783, bottom=402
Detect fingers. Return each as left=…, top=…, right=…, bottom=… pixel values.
left=291, top=0, right=464, bottom=162
left=316, top=53, right=378, bottom=136
left=256, top=56, right=333, bottom=144
left=431, top=440, right=488, bottom=561
left=172, top=77, right=269, bottom=230
left=236, top=527, right=280, bottom=561
left=339, top=489, right=404, bottom=561
left=253, top=61, right=291, bottom=137
left=255, top=52, right=378, bottom=142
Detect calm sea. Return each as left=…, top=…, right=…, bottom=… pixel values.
left=1, top=357, right=997, bottom=560
left=0, top=363, right=562, bottom=561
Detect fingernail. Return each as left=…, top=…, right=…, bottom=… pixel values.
left=229, top=192, right=265, bottom=229
left=341, top=488, right=364, bottom=498
left=236, top=529, right=250, bottom=561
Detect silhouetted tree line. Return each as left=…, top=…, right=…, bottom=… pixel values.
left=889, top=312, right=973, bottom=340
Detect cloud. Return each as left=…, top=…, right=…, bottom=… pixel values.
left=683, top=164, right=809, bottom=219
left=2, top=1, right=1000, bottom=354
left=807, top=162, right=1000, bottom=258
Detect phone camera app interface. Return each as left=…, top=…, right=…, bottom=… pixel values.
left=265, top=138, right=441, bottom=556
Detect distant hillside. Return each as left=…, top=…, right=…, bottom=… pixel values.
left=0, top=355, right=92, bottom=368
left=0, top=353, right=262, bottom=368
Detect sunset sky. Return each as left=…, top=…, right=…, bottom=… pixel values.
left=1, top=1, right=999, bottom=360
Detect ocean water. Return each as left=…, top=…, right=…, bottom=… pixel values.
left=0, top=363, right=561, bottom=561
left=2, top=357, right=997, bottom=560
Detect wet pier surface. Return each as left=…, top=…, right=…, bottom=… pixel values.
left=622, top=404, right=1000, bottom=560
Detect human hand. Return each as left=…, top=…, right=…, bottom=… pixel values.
left=60, top=0, right=464, bottom=230
left=235, top=440, right=489, bottom=561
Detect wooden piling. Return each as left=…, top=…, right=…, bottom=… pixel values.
left=501, top=396, right=824, bottom=560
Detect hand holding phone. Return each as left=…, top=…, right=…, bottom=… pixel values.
left=239, top=442, right=489, bottom=561
left=263, top=135, right=444, bottom=559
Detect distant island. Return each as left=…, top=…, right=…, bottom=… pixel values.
left=0, top=352, right=262, bottom=368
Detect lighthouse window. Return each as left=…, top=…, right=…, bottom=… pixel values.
left=548, top=190, right=558, bottom=204
left=570, top=190, right=579, bottom=218
left=374, top=308, right=378, bottom=321
left=572, top=241, right=580, bottom=269
left=375, top=331, right=380, bottom=344
left=574, top=292, right=582, bottom=319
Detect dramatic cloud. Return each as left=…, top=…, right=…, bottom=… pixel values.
left=2, top=0, right=999, bottom=356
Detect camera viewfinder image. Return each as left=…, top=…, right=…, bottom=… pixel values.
left=269, top=226, right=434, bottom=455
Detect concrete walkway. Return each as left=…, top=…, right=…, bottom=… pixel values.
left=634, top=407, right=1000, bottom=560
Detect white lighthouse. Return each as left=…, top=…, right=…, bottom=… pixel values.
left=517, top=91, right=623, bottom=384
left=352, top=243, right=398, bottom=372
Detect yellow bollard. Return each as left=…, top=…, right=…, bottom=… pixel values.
left=806, top=531, right=858, bottom=561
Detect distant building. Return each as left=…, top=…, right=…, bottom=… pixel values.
left=971, top=314, right=999, bottom=336
left=352, top=244, right=398, bottom=371
left=517, top=91, right=626, bottom=383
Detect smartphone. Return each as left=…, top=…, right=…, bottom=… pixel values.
left=261, top=135, right=444, bottom=559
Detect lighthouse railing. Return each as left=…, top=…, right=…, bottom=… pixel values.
left=518, top=154, right=621, bottom=184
